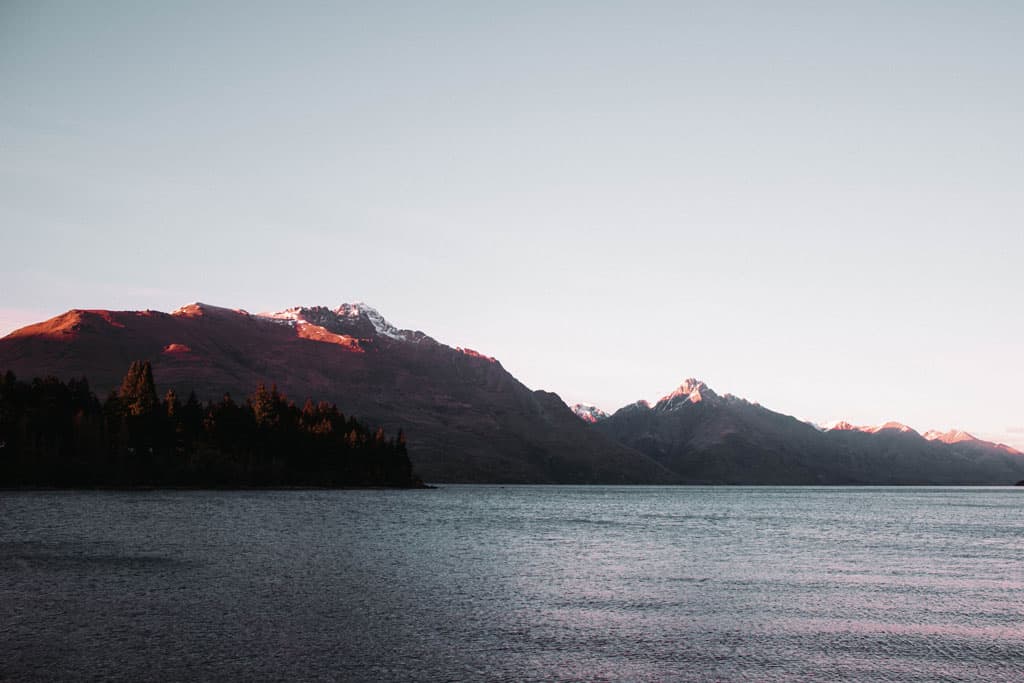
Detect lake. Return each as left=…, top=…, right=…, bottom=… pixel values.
left=2, top=486, right=1022, bottom=681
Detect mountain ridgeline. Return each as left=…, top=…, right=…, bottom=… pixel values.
left=1, top=303, right=1022, bottom=485
left=0, top=303, right=673, bottom=484
left=588, top=379, right=1024, bottom=485
left=0, top=362, right=420, bottom=488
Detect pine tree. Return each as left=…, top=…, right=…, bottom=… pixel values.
left=164, top=389, right=179, bottom=418
left=119, top=361, right=158, bottom=417
left=0, top=367, right=419, bottom=488
left=251, top=383, right=279, bottom=428
left=302, top=398, right=316, bottom=420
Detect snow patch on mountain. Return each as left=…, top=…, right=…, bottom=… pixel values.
left=822, top=420, right=863, bottom=432
left=923, top=429, right=978, bottom=444
left=570, top=404, right=609, bottom=423
left=258, top=303, right=412, bottom=341
left=335, top=303, right=408, bottom=341
left=822, top=420, right=918, bottom=435
left=870, top=421, right=919, bottom=435
left=655, top=378, right=718, bottom=409
left=172, top=302, right=250, bottom=317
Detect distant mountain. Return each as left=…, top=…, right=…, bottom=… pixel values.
left=591, top=379, right=1024, bottom=484
left=820, top=421, right=1019, bottom=454
left=921, top=429, right=1022, bottom=455
left=0, top=303, right=675, bottom=484
left=570, top=404, right=609, bottom=423
left=923, top=429, right=975, bottom=443
left=821, top=420, right=918, bottom=435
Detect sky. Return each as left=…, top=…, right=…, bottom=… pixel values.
left=2, top=1, right=1022, bottom=448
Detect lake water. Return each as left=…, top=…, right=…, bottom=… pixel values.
left=2, top=486, right=1022, bottom=681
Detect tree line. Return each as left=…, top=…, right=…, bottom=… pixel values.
left=0, top=361, right=422, bottom=488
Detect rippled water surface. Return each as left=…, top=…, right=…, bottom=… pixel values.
left=2, top=486, right=1023, bottom=681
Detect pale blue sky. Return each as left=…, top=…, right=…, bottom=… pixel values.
left=2, top=1, right=1022, bottom=446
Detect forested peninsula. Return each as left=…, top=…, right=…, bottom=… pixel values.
left=0, top=362, right=422, bottom=488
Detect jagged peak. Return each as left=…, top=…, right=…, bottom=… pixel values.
left=656, top=378, right=717, bottom=408
left=570, top=403, right=609, bottom=423
left=661, top=378, right=708, bottom=398
left=257, top=302, right=411, bottom=341
left=335, top=303, right=407, bottom=340
left=260, top=305, right=334, bottom=326
left=335, top=301, right=380, bottom=318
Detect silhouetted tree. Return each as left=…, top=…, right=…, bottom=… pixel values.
left=0, top=361, right=421, bottom=488
left=119, top=361, right=158, bottom=417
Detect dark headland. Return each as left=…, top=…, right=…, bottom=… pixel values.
left=0, top=362, right=423, bottom=489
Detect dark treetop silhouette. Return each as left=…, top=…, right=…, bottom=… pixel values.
left=0, top=361, right=421, bottom=488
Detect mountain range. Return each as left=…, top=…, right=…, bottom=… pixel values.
left=2, top=303, right=1021, bottom=484
left=586, top=379, right=1023, bottom=484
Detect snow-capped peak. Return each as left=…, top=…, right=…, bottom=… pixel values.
left=822, top=420, right=862, bottom=432
left=822, top=420, right=919, bottom=436
left=257, top=303, right=412, bottom=342
left=334, top=303, right=407, bottom=341
left=656, top=378, right=717, bottom=408
left=923, top=429, right=977, bottom=444
left=869, top=421, right=919, bottom=435
left=258, top=306, right=338, bottom=329
left=570, top=403, right=609, bottom=423
left=259, top=307, right=305, bottom=323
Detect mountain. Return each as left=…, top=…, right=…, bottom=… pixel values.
left=822, top=422, right=1020, bottom=455
left=593, top=379, right=847, bottom=484
left=0, top=303, right=675, bottom=484
left=4, top=305, right=1022, bottom=485
left=591, top=379, right=1024, bottom=484
left=921, top=429, right=1021, bottom=455
left=821, top=420, right=918, bottom=435
left=923, top=428, right=981, bottom=444
left=570, top=404, right=609, bottom=423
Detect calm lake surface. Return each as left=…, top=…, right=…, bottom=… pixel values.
left=2, top=486, right=1022, bottom=682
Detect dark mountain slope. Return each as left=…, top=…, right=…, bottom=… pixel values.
left=594, top=379, right=1024, bottom=484
left=0, top=303, right=676, bottom=484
